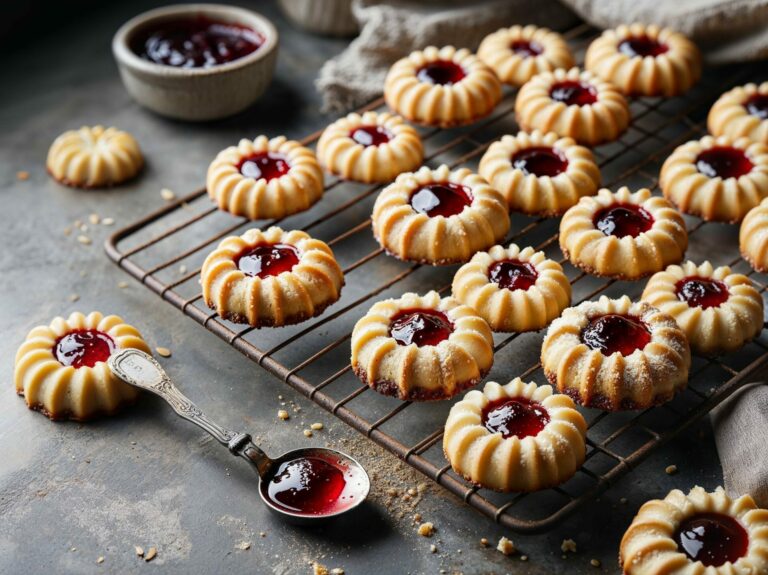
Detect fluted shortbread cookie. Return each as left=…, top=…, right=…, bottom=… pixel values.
left=708, top=82, right=768, bottom=144
left=740, top=197, right=768, bottom=272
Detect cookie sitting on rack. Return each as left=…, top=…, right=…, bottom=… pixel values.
left=708, top=81, right=768, bottom=145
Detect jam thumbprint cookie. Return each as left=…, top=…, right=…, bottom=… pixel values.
left=478, top=130, right=601, bottom=216
left=384, top=45, right=502, bottom=127
left=206, top=136, right=324, bottom=220
left=541, top=296, right=690, bottom=410
left=660, top=135, right=768, bottom=223
left=708, top=82, right=768, bottom=145
left=350, top=291, right=494, bottom=401
left=560, top=187, right=688, bottom=280
left=372, top=165, right=510, bottom=265
left=477, top=25, right=575, bottom=87
left=515, top=67, right=630, bottom=146
left=316, top=111, right=423, bottom=184
left=642, top=261, right=763, bottom=356
left=14, top=311, right=151, bottom=421
left=585, top=23, right=701, bottom=97
left=452, top=243, right=571, bottom=333
left=47, top=126, right=143, bottom=188
left=201, top=227, right=343, bottom=327
left=740, top=197, right=768, bottom=272
left=443, top=378, right=586, bottom=492
left=620, top=486, right=768, bottom=574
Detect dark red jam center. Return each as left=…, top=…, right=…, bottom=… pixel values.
left=265, top=456, right=347, bottom=515
left=349, top=125, right=392, bottom=147
left=133, top=16, right=264, bottom=68
left=744, top=94, right=768, bottom=120
left=696, top=147, right=754, bottom=179
left=54, top=330, right=116, bottom=369
left=582, top=314, right=651, bottom=356
left=488, top=259, right=539, bottom=291
left=594, top=204, right=654, bottom=238
left=674, top=513, right=749, bottom=567
left=236, top=244, right=300, bottom=278
left=675, top=277, right=729, bottom=309
left=410, top=182, right=472, bottom=218
left=510, top=39, right=543, bottom=57
left=416, top=60, right=466, bottom=86
left=550, top=81, right=598, bottom=106
left=482, top=397, right=550, bottom=439
left=618, top=35, right=669, bottom=58
left=389, top=309, right=453, bottom=347
left=237, top=152, right=290, bottom=181
left=511, top=146, right=569, bottom=177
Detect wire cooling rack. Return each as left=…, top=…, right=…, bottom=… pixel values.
left=106, top=24, right=768, bottom=532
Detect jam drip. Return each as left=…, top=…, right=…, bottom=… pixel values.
left=236, top=244, right=300, bottom=278
left=350, top=125, right=392, bottom=147
left=594, top=204, right=654, bottom=238
left=675, top=277, right=729, bottom=309
left=550, top=81, right=598, bottom=106
left=389, top=309, right=453, bottom=347
left=482, top=397, right=550, bottom=439
left=134, top=16, right=264, bottom=68
left=417, top=60, right=466, bottom=86
left=510, top=40, right=543, bottom=57
left=582, top=314, right=651, bottom=356
left=488, top=259, right=539, bottom=291
left=54, top=330, right=116, bottom=368
left=696, top=147, right=754, bottom=179
left=511, top=146, right=569, bottom=177
left=744, top=94, right=768, bottom=120
left=618, top=36, right=669, bottom=58
left=265, top=456, right=347, bottom=515
left=410, top=182, right=472, bottom=218
left=237, top=152, right=290, bottom=181
left=674, top=513, right=749, bottom=567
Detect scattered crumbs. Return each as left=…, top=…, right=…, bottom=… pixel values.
left=69, top=294, right=80, bottom=302
left=145, top=547, right=157, bottom=562
left=235, top=541, right=251, bottom=551
left=407, top=487, right=417, bottom=496
left=303, top=429, right=313, bottom=438
left=665, top=465, right=678, bottom=475
left=135, top=546, right=144, bottom=557
left=118, top=281, right=129, bottom=289
left=497, top=537, right=516, bottom=556
left=430, top=544, right=437, bottom=554
left=102, top=217, right=115, bottom=226
left=259, top=532, right=266, bottom=538
left=16, top=170, right=30, bottom=181
left=520, top=555, right=528, bottom=562
left=278, top=410, right=290, bottom=421
left=590, top=559, right=601, bottom=568
left=480, top=537, right=489, bottom=548
left=561, top=538, right=577, bottom=553
left=89, top=213, right=100, bottom=225
left=312, top=562, right=329, bottom=575
left=179, top=264, right=188, bottom=275
left=329, top=569, right=345, bottom=575
left=620, top=497, right=628, bottom=504
left=386, top=488, right=399, bottom=497
left=63, top=227, right=72, bottom=236
left=161, top=188, right=176, bottom=201
left=77, top=235, right=92, bottom=245
left=417, top=522, right=434, bottom=537
left=310, top=422, right=324, bottom=431
left=155, top=346, right=172, bottom=358
left=96, top=556, right=104, bottom=564
left=413, top=513, right=422, bottom=523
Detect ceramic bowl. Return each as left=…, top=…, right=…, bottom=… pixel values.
left=113, top=3, right=278, bottom=121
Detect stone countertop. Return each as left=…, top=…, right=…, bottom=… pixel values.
left=0, top=2, right=743, bottom=574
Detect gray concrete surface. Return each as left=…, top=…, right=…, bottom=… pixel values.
left=0, top=2, right=761, bottom=574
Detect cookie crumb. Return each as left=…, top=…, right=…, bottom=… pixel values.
left=417, top=522, right=434, bottom=537
left=620, top=497, right=628, bottom=504
left=89, top=213, right=100, bottom=225
left=135, top=546, right=144, bottom=557
left=96, top=556, right=104, bottom=564
left=77, top=235, right=92, bottom=245
left=480, top=537, right=489, bottom=547
left=145, top=547, right=157, bottom=562
left=161, top=188, right=176, bottom=201
left=179, top=265, right=187, bottom=275
left=118, top=281, right=129, bottom=289
left=665, top=465, right=678, bottom=475
left=17, top=171, right=29, bottom=181
left=520, top=555, right=528, bottom=561
left=590, top=558, right=601, bottom=568
left=312, top=562, right=329, bottom=575
left=329, top=569, right=344, bottom=575
left=303, top=429, right=313, bottom=438
left=561, top=539, right=577, bottom=553
left=155, top=346, right=172, bottom=358
left=430, top=544, right=437, bottom=554
left=278, top=410, right=290, bottom=421
left=413, top=513, right=422, bottom=523
left=497, top=537, right=515, bottom=556
left=259, top=531, right=266, bottom=538
left=310, top=422, right=323, bottom=431
left=69, top=294, right=80, bottom=302
left=235, top=541, right=251, bottom=551
left=102, top=217, right=115, bottom=226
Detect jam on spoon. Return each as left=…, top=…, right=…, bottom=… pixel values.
left=511, top=147, right=569, bottom=177
left=488, top=259, right=539, bottom=291
left=744, top=94, right=768, bottom=121
left=674, top=513, right=749, bottom=567
left=237, top=152, right=290, bottom=181
left=416, top=60, right=466, bottom=86
left=410, top=182, right=472, bottom=218
left=675, top=277, right=729, bottom=309
left=389, top=309, right=453, bottom=347
left=349, top=125, right=392, bottom=147
left=482, top=397, right=550, bottom=439
left=695, top=147, right=754, bottom=179
left=618, top=36, right=669, bottom=58
left=550, top=81, right=598, bottom=106
left=54, top=330, right=116, bottom=368
left=593, top=204, right=654, bottom=238
left=236, top=244, right=300, bottom=278
left=582, top=314, right=651, bottom=356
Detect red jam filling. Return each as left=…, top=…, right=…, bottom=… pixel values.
left=53, top=330, right=116, bottom=369
left=674, top=513, right=749, bottom=567
left=510, top=39, right=543, bottom=57
left=410, top=182, right=472, bottom=218
left=618, top=35, right=669, bottom=58
left=264, top=456, right=346, bottom=515
left=582, top=314, right=651, bottom=356
left=349, top=125, right=392, bottom=147
left=695, top=147, right=754, bottom=179
left=133, top=16, right=264, bottom=68
left=389, top=309, right=453, bottom=347
left=593, top=204, right=654, bottom=238
left=744, top=94, right=768, bottom=120
left=482, top=397, right=550, bottom=439
left=236, top=244, right=300, bottom=278
left=237, top=152, right=290, bottom=181
left=488, top=259, right=539, bottom=291
left=675, top=277, right=729, bottom=309
left=416, top=60, right=466, bottom=86
left=550, top=81, right=598, bottom=106
left=511, top=146, right=569, bottom=177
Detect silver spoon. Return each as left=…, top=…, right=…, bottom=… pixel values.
left=108, top=348, right=370, bottom=524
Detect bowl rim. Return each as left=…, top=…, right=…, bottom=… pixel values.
left=112, top=3, right=278, bottom=77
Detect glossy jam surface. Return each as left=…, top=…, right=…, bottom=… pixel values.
left=416, top=60, right=466, bottom=86
left=236, top=244, right=300, bottom=278
left=582, top=314, right=651, bottom=356
left=349, top=125, right=392, bottom=147
left=550, top=81, right=598, bottom=106
left=673, top=513, right=749, bottom=567
left=594, top=204, right=654, bottom=238
left=744, top=94, right=768, bottom=120
left=237, top=152, right=290, bottom=181
left=54, top=330, right=116, bottom=368
left=482, top=397, right=550, bottom=439
left=511, top=146, right=569, bottom=177
left=675, top=277, right=729, bottom=309
left=410, top=182, right=472, bottom=218
left=389, top=309, right=453, bottom=347
left=133, top=16, right=264, bottom=68
left=618, top=35, right=669, bottom=58
left=488, top=259, right=539, bottom=291
left=510, top=39, right=543, bottom=57
left=696, top=147, right=754, bottom=179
